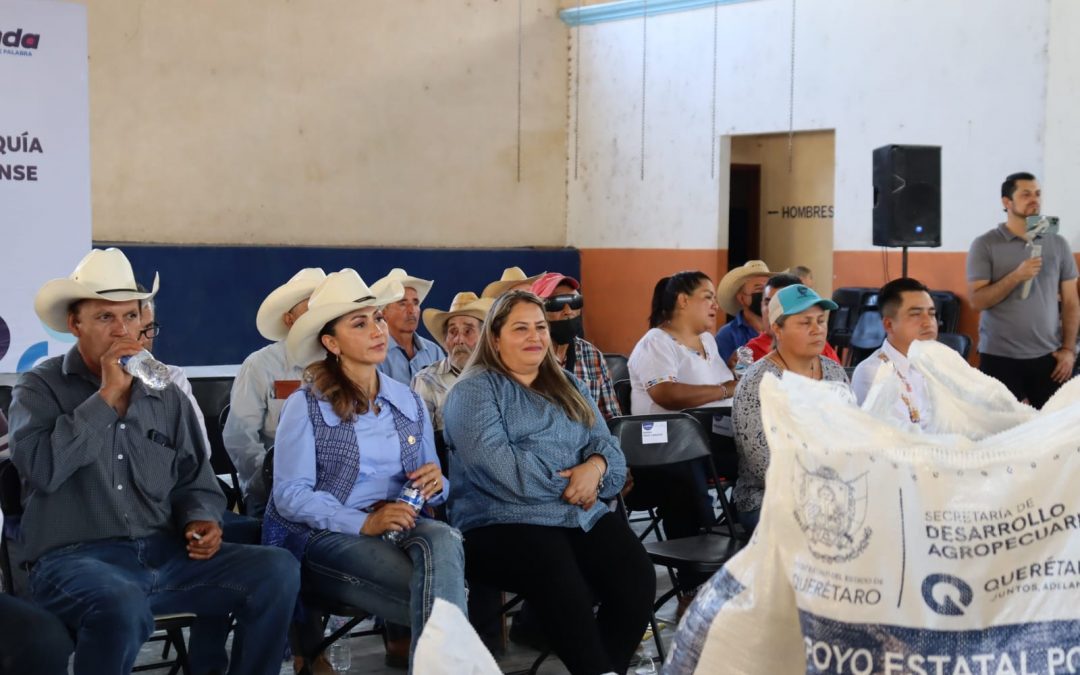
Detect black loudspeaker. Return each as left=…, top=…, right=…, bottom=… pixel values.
left=872, top=144, right=941, bottom=247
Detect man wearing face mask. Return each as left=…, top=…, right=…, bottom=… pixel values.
left=530, top=273, right=622, bottom=420
left=714, top=260, right=771, bottom=364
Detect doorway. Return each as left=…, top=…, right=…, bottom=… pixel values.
left=728, top=164, right=761, bottom=269
left=727, top=130, right=836, bottom=296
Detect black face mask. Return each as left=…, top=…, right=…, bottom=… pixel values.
left=747, top=291, right=765, bottom=317
left=548, top=316, right=584, bottom=345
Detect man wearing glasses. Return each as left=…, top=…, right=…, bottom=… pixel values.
left=530, top=273, right=622, bottom=420
left=136, top=290, right=211, bottom=456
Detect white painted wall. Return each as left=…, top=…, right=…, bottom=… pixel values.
left=567, top=0, right=1057, bottom=252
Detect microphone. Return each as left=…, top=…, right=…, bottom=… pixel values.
left=1021, top=242, right=1041, bottom=300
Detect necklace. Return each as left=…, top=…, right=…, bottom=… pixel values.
left=877, top=352, right=921, bottom=424
left=772, top=350, right=819, bottom=379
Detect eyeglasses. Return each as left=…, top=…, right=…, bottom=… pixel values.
left=544, top=294, right=583, bottom=312
left=138, top=322, right=162, bottom=339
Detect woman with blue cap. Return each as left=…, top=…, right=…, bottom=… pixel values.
left=731, top=284, right=850, bottom=533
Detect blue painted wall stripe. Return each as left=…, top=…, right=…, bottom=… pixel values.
left=108, top=244, right=579, bottom=366
left=560, top=0, right=759, bottom=27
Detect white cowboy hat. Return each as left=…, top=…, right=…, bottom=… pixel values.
left=34, top=248, right=159, bottom=334
left=717, top=260, right=771, bottom=316
left=421, top=292, right=494, bottom=346
left=370, top=268, right=433, bottom=305
left=481, top=267, right=546, bottom=299
left=256, top=268, right=327, bottom=341
left=286, top=269, right=405, bottom=367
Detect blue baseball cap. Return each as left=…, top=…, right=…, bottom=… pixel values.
left=767, top=284, right=838, bottom=324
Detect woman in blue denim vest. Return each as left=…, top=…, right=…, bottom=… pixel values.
left=263, top=269, right=467, bottom=671
left=444, top=291, right=655, bottom=675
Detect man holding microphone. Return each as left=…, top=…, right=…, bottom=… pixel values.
left=967, top=172, right=1079, bottom=408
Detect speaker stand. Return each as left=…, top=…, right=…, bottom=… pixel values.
left=901, top=246, right=909, bottom=277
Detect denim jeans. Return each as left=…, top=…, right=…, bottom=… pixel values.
left=187, top=510, right=265, bottom=674
left=301, top=519, right=466, bottom=660
left=0, top=593, right=73, bottom=675
left=28, top=532, right=299, bottom=675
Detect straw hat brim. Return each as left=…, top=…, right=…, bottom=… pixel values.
left=286, top=288, right=404, bottom=368
left=482, top=273, right=545, bottom=299
left=421, top=300, right=493, bottom=346
left=34, top=273, right=160, bottom=334
left=256, top=279, right=325, bottom=342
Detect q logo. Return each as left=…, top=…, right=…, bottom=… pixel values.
left=921, top=574, right=973, bottom=616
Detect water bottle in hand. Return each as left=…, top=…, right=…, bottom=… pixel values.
left=382, top=482, right=426, bottom=545
left=733, top=345, right=754, bottom=379
left=120, top=350, right=170, bottom=390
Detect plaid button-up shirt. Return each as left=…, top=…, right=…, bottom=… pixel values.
left=570, top=337, right=622, bottom=420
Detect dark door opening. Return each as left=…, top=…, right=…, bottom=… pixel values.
left=728, top=164, right=761, bottom=268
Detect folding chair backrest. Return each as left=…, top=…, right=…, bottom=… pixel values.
left=0, top=458, right=22, bottom=595
left=608, top=413, right=710, bottom=469
left=613, top=379, right=631, bottom=416
left=0, top=385, right=11, bottom=418
left=681, top=406, right=738, bottom=480
left=602, top=353, right=629, bottom=383
left=937, top=332, right=972, bottom=360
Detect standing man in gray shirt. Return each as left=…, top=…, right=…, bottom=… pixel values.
left=966, top=172, right=1079, bottom=408
left=9, top=248, right=298, bottom=675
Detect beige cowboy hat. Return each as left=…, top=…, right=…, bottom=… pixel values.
left=481, top=267, right=546, bottom=299
left=370, top=268, right=433, bottom=304
left=34, top=248, right=159, bottom=334
left=286, top=269, right=405, bottom=367
left=717, top=260, right=771, bottom=316
left=256, top=267, right=327, bottom=341
left=421, top=292, right=494, bottom=346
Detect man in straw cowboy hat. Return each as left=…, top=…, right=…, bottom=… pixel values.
left=9, top=247, right=298, bottom=675
left=412, top=292, right=493, bottom=435
left=372, top=268, right=446, bottom=385
left=481, top=266, right=545, bottom=299
left=223, top=267, right=325, bottom=518
left=714, top=259, right=772, bottom=363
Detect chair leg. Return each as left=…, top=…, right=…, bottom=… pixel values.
left=527, top=650, right=549, bottom=675
left=650, top=613, right=666, bottom=663
left=167, top=627, right=192, bottom=675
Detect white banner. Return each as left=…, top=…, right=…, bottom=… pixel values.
left=0, top=0, right=91, bottom=372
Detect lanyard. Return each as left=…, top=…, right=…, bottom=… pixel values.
left=877, top=352, right=921, bottom=424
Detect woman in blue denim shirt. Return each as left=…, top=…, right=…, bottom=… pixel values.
left=444, top=291, right=655, bottom=675
left=263, top=269, right=467, bottom=670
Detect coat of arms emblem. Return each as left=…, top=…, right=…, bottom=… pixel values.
left=793, top=459, right=872, bottom=563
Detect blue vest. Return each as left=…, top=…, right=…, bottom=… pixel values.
left=262, top=386, right=426, bottom=562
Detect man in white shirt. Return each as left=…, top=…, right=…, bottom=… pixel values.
left=223, top=268, right=325, bottom=518
left=851, top=278, right=939, bottom=428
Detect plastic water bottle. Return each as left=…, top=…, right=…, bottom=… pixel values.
left=119, top=350, right=170, bottom=390
left=733, top=345, right=754, bottom=379
left=382, top=483, right=425, bottom=545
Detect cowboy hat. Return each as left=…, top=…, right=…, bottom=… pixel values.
left=717, top=260, right=771, bottom=316
left=34, top=248, right=159, bottom=334
left=256, top=267, right=327, bottom=341
left=286, top=269, right=405, bottom=367
left=481, top=267, right=546, bottom=299
left=421, top=292, right=494, bottom=346
left=371, top=268, right=433, bottom=304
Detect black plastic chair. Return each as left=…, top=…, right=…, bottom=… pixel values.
left=680, top=406, right=738, bottom=485
left=613, top=379, right=631, bottom=416
left=211, top=405, right=245, bottom=513
left=0, top=459, right=194, bottom=675
left=602, top=353, right=629, bottom=383
left=608, top=413, right=743, bottom=661
left=262, top=447, right=384, bottom=675
left=828, top=286, right=879, bottom=351
left=937, top=332, right=972, bottom=359
left=929, top=290, right=961, bottom=334
left=0, top=385, right=11, bottom=418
